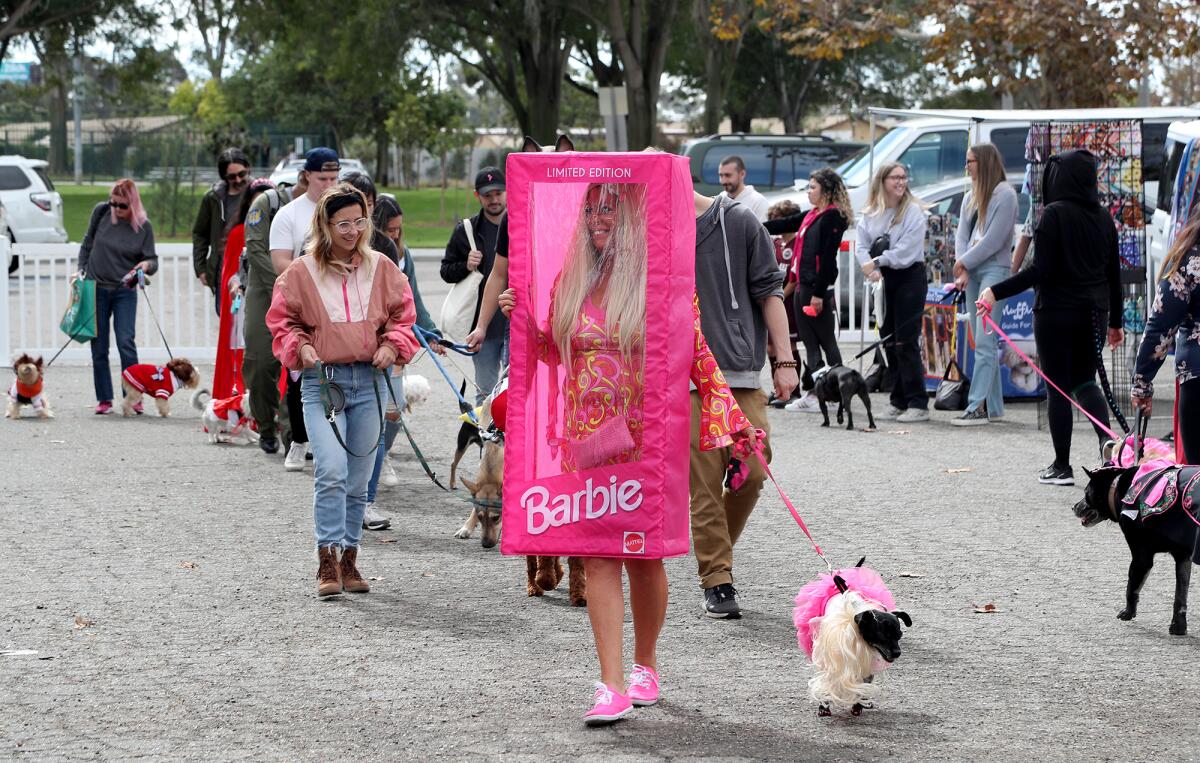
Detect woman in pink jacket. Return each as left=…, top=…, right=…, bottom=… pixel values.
left=267, top=184, right=418, bottom=597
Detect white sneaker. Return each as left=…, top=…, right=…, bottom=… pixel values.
left=284, top=441, right=308, bottom=471
left=379, top=457, right=400, bottom=488
left=877, top=404, right=904, bottom=420
left=362, top=502, right=391, bottom=530
left=896, top=408, right=930, bottom=423
left=784, top=394, right=821, bottom=414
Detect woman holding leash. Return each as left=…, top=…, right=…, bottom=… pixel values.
left=1132, top=203, right=1200, bottom=463
left=856, top=162, right=930, bottom=424
left=951, top=142, right=1019, bottom=427
left=267, top=184, right=419, bottom=597
left=498, top=182, right=759, bottom=725
left=76, top=178, right=158, bottom=415
left=978, top=149, right=1123, bottom=486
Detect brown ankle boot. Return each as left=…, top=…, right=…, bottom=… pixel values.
left=339, top=547, right=370, bottom=593
left=316, top=546, right=342, bottom=597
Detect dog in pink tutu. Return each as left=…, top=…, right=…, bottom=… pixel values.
left=794, top=561, right=911, bottom=716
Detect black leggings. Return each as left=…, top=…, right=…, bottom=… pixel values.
left=881, top=264, right=928, bottom=410
left=795, top=286, right=841, bottom=375
left=286, top=373, right=308, bottom=445
left=1178, top=377, right=1200, bottom=464
left=1034, top=309, right=1111, bottom=468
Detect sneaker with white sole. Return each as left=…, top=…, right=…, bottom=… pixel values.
left=877, top=404, right=904, bottom=420
left=379, top=457, right=400, bottom=488
left=896, top=407, right=930, bottom=423
left=1038, top=464, right=1075, bottom=486
left=950, top=407, right=990, bottom=427
left=628, top=664, right=660, bottom=707
left=362, top=503, right=391, bottom=530
left=583, top=682, right=633, bottom=726
left=784, top=394, right=821, bottom=414
left=284, top=441, right=309, bottom=471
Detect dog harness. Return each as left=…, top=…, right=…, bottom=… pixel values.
left=1121, top=460, right=1200, bottom=525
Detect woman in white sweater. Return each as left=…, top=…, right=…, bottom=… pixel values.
left=857, top=162, right=930, bottom=423
left=950, top=143, right=1019, bottom=426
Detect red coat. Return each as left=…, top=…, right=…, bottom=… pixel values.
left=122, top=364, right=176, bottom=399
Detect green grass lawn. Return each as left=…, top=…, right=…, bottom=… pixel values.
left=57, top=183, right=471, bottom=249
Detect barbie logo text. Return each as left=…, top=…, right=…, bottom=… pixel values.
left=522, top=476, right=644, bottom=535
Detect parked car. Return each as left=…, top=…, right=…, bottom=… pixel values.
left=681, top=133, right=865, bottom=196
left=1147, top=119, right=1200, bottom=282
left=1, top=155, right=67, bottom=274
left=268, top=158, right=369, bottom=189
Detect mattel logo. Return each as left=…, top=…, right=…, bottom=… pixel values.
left=623, top=532, right=645, bottom=555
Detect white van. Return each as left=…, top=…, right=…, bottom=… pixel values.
left=1147, top=119, right=1200, bottom=280
left=764, top=107, right=1200, bottom=215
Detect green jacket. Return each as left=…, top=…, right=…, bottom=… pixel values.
left=191, top=181, right=240, bottom=292
left=242, top=187, right=293, bottom=295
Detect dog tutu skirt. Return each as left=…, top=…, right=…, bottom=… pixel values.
left=794, top=566, right=895, bottom=659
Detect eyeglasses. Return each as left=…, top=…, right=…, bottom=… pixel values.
left=333, top=217, right=369, bottom=234
left=225, top=169, right=249, bottom=182
left=109, top=200, right=130, bottom=210
left=965, top=159, right=978, bottom=166
left=885, top=174, right=908, bottom=182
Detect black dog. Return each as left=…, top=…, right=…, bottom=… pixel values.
left=450, top=381, right=483, bottom=490
left=1073, top=464, right=1199, bottom=635
left=813, top=364, right=876, bottom=431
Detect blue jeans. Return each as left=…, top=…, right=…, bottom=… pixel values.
left=90, top=286, right=138, bottom=403
left=367, top=371, right=404, bottom=504
left=964, top=261, right=1008, bottom=417
left=301, top=363, right=385, bottom=549
left=473, top=333, right=509, bottom=405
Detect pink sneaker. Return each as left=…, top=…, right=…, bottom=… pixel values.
left=132, top=401, right=144, bottom=415
left=583, top=682, right=632, bottom=726
left=94, top=401, right=112, bottom=415
left=628, top=664, right=660, bottom=707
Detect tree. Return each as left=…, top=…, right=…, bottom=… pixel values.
left=172, top=0, right=244, bottom=81
left=693, top=0, right=752, bottom=134
left=925, top=0, right=1200, bottom=108
left=0, top=0, right=98, bottom=64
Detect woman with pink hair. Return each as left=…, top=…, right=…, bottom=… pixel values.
left=76, top=178, right=158, bottom=414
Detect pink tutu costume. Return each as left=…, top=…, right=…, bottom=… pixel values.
left=793, top=567, right=896, bottom=659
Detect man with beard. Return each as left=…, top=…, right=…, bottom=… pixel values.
left=441, top=166, right=509, bottom=404
left=193, top=148, right=252, bottom=313
left=717, top=155, right=769, bottom=222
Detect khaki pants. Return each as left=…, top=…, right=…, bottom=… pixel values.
left=689, top=388, right=772, bottom=589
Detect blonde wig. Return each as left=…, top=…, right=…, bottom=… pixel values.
left=305, top=183, right=378, bottom=280
left=863, top=162, right=924, bottom=224
left=965, top=143, right=1007, bottom=230
left=808, top=592, right=885, bottom=711
left=550, top=183, right=647, bottom=367
left=809, top=168, right=854, bottom=226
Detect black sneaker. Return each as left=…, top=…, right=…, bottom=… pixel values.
left=1038, top=464, right=1075, bottom=486
left=950, top=406, right=989, bottom=427
left=703, top=583, right=742, bottom=619
left=259, top=435, right=279, bottom=455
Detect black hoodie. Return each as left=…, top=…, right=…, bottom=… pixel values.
left=991, top=149, right=1121, bottom=328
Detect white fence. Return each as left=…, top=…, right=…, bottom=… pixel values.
left=1, top=237, right=877, bottom=366
left=2, top=241, right=218, bottom=364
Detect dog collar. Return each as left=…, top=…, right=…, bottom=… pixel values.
left=1105, top=480, right=1121, bottom=521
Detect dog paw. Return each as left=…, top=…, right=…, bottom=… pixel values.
left=1169, top=618, right=1187, bottom=636
left=1117, top=608, right=1136, bottom=621
left=453, top=526, right=471, bottom=539
left=851, top=704, right=863, bottom=716
left=820, top=422, right=829, bottom=428
left=570, top=596, right=587, bottom=608
left=526, top=585, right=544, bottom=597
left=817, top=705, right=831, bottom=717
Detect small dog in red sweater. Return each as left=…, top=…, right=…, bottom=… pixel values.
left=6, top=353, right=52, bottom=419
left=120, top=359, right=201, bottom=417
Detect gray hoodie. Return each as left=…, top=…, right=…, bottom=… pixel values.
left=694, top=196, right=784, bottom=389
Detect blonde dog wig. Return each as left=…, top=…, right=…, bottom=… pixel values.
left=808, top=591, right=886, bottom=711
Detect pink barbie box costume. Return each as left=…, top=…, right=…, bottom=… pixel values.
left=501, top=152, right=749, bottom=560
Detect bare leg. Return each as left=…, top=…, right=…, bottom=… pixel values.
left=583, top=557, right=625, bottom=690
left=626, top=559, right=667, bottom=671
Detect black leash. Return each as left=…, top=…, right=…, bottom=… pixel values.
left=1092, top=310, right=1131, bottom=435
left=852, top=287, right=962, bottom=362
left=315, top=361, right=384, bottom=458
left=396, top=412, right=449, bottom=491
left=132, top=269, right=175, bottom=360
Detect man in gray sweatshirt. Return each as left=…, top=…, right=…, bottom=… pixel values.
left=691, top=193, right=798, bottom=619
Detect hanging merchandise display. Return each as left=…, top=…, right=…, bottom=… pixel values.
left=1026, top=119, right=1146, bottom=404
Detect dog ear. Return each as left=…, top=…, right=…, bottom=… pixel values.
left=460, top=477, right=479, bottom=495
left=521, top=136, right=543, bottom=152
left=855, top=556, right=866, bottom=568
left=892, top=610, right=912, bottom=627
left=853, top=609, right=877, bottom=629
left=1082, top=466, right=1094, bottom=478
left=833, top=574, right=848, bottom=593
left=554, top=134, right=575, bottom=152
left=34, top=356, right=44, bottom=369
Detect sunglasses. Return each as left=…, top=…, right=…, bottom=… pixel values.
left=333, top=217, right=369, bottom=234
left=225, top=169, right=249, bottom=182
left=109, top=201, right=130, bottom=210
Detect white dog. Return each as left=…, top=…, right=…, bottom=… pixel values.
left=403, top=373, right=430, bottom=409
left=191, top=389, right=258, bottom=444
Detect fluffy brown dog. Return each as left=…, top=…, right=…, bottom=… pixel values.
left=6, top=353, right=52, bottom=419
left=120, top=359, right=201, bottom=417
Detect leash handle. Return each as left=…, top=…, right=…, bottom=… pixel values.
left=414, top=325, right=474, bottom=356
left=413, top=324, right=478, bottom=424
left=980, top=312, right=1120, bottom=441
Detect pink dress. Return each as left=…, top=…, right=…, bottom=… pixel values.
left=541, top=292, right=750, bottom=472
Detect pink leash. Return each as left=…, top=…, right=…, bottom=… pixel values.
left=978, top=311, right=1120, bottom=441
left=735, top=434, right=834, bottom=574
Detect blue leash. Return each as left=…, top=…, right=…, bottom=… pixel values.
left=412, top=325, right=479, bottom=424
